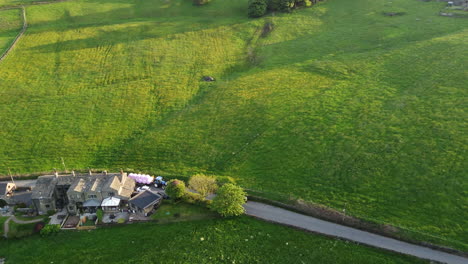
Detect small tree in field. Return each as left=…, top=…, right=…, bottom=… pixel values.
left=211, top=184, right=246, bottom=217
left=166, top=179, right=186, bottom=200
left=248, top=0, right=268, bottom=18
left=189, top=174, right=218, bottom=198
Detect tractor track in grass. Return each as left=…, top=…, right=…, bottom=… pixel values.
left=0, top=6, right=27, bottom=64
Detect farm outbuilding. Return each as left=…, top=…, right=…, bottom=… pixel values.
left=129, top=190, right=162, bottom=216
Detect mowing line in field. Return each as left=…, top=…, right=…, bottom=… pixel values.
left=0, top=6, right=27, bottom=63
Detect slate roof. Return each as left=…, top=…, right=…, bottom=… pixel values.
left=33, top=173, right=135, bottom=201
left=31, top=176, right=56, bottom=199
left=0, top=183, right=9, bottom=195
left=10, top=191, right=33, bottom=206
left=83, top=199, right=101, bottom=207
left=129, top=190, right=161, bottom=210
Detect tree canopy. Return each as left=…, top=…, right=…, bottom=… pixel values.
left=211, top=184, right=247, bottom=217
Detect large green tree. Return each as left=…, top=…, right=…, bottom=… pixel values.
left=248, top=0, right=268, bottom=18
left=188, top=174, right=218, bottom=197
left=166, top=179, right=186, bottom=200
left=211, top=184, right=247, bottom=217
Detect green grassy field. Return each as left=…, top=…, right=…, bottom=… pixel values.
left=151, top=201, right=219, bottom=222
left=0, top=0, right=466, bottom=250
left=0, top=217, right=425, bottom=263
left=0, top=9, right=22, bottom=53
left=7, top=221, right=37, bottom=238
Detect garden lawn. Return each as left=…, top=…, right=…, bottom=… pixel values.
left=151, top=201, right=218, bottom=223
left=0, top=9, right=22, bottom=54
left=0, top=0, right=466, bottom=250
left=0, top=217, right=426, bottom=264
left=0, top=216, right=9, bottom=236
left=7, top=221, right=37, bottom=238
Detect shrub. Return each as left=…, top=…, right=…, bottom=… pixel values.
left=277, top=0, right=295, bottom=12
left=96, top=209, right=103, bottom=223
left=0, top=199, right=7, bottom=207
left=211, top=184, right=247, bottom=217
left=40, top=224, right=60, bottom=236
left=117, top=218, right=125, bottom=224
left=248, top=0, right=268, bottom=18
left=34, top=222, right=45, bottom=233
left=166, top=179, right=186, bottom=200
left=182, top=191, right=206, bottom=205
left=189, top=174, right=218, bottom=197
left=216, top=176, right=236, bottom=187
left=47, top=210, right=56, bottom=216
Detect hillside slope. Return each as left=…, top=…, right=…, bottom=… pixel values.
left=0, top=0, right=466, bottom=249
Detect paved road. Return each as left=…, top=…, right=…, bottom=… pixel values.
left=0, top=179, right=36, bottom=189
left=244, top=202, right=468, bottom=264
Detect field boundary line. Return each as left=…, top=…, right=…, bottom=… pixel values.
left=0, top=6, right=27, bottom=64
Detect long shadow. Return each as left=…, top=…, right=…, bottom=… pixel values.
left=27, top=0, right=249, bottom=34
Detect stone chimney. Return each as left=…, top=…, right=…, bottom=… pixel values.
left=54, top=169, right=58, bottom=178
left=88, top=168, right=92, bottom=176
left=71, top=170, right=75, bottom=177
left=103, top=170, right=108, bottom=176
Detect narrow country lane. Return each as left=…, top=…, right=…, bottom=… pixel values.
left=244, top=201, right=468, bottom=264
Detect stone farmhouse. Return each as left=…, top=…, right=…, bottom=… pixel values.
left=32, top=171, right=135, bottom=215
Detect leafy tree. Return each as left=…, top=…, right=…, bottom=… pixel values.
left=248, top=0, right=268, bottom=18
left=216, top=176, right=236, bottom=187
left=277, top=0, right=295, bottom=12
left=189, top=174, right=218, bottom=197
left=40, top=224, right=60, bottom=236
left=211, top=184, right=247, bottom=217
left=96, top=209, right=103, bottom=223
left=166, top=179, right=186, bottom=200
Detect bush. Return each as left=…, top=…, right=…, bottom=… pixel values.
left=216, top=176, right=236, bottom=187
left=117, top=218, right=125, bottom=224
left=96, top=209, right=103, bottom=223
left=0, top=199, right=7, bottom=207
left=47, top=210, right=56, bottom=216
left=166, top=179, right=186, bottom=200
left=182, top=191, right=206, bottom=205
left=248, top=0, right=268, bottom=18
left=189, top=174, right=218, bottom=197
left=40, top=224, right=60, bottom=236
left=211, top=184, right=247, bottom=217
left=193, top=0, right=211, bottom=5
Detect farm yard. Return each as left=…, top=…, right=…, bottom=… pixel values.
left=0, top=217, right=425, bottom=264
left=0, top=0, right=467, bottom=254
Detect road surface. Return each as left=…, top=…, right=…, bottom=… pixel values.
left=244, top=202, right=467, bottom=264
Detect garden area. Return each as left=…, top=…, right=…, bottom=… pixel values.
left=151, top=202, right=218, bottom=223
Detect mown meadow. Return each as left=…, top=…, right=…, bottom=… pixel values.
left=0, top=9, right=22, bottom=54
left=0, top=217, right=425, bottom=263
left=0, top=0, right=466, bottom=250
